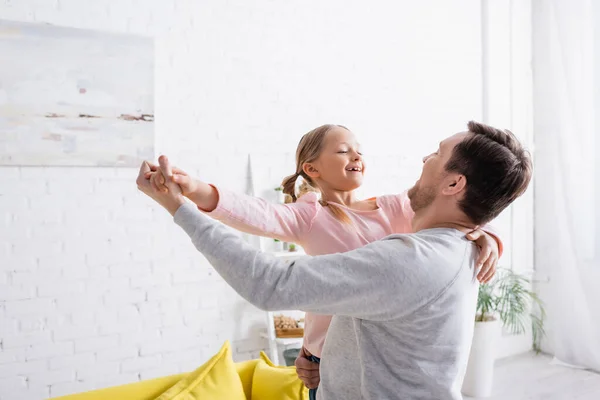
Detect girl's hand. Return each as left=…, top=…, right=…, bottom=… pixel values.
left=145, top=156, right=219, bottom=212
left=466, top=229, right=499, bottom=283
left=144, top=157, right=199, bottom=197
left=136, top=160, right=185, bottom=216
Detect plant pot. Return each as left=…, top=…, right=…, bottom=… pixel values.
left=273, top=240, right=284, bottom=252
left=462, top=319, right=501, bottom=398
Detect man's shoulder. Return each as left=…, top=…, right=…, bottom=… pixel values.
left=382, top=228, right=467, bottom=246
left=359, top=229, right=476, bottom=317
left=378, top=229, right=473, bottom=264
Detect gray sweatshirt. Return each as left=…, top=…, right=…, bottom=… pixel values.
left=173, top=203, right=479, bottom=400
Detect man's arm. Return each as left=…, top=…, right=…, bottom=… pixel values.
left=174, top=203, right=404, bottom=321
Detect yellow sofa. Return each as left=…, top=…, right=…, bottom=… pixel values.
left=52, top=360, right=259, bottom=400
left=51, top=345, right=308, bottom=400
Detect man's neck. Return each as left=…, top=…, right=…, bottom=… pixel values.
left=411, top=208, right=477, bottom=234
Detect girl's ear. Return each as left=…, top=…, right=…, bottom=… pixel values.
left=303, top=163, right=320, bottom=179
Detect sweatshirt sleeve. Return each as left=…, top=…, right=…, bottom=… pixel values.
left=200, top=185, right=320, bottom=244
left=381, top=191, right=504, bottom=257
left=174, top=203, right=417, bottom=321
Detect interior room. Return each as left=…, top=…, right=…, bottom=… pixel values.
left=0, top=0, right=599, bottom=399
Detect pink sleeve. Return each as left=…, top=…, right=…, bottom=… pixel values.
left=201, top=185, right=319, bottom=243
left=382, top=191, right=504, bottom=257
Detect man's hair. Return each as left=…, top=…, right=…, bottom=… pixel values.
left=445, top=121, right=533, bottom=225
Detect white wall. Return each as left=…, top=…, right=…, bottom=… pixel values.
left=0, top=1, right=485, bottom=398
left=480, top=0, right=536, bottom=358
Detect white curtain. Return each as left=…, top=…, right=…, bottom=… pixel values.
left=533, top=0, right=600, bottom=371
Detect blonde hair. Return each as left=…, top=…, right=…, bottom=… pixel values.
left=280, top=124, right=352, bottom=225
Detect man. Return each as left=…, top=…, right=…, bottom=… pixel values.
left=137, top=121, right=532, bottom=400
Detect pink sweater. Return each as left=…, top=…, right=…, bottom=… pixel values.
left=204, top=187, right=502, bottom=357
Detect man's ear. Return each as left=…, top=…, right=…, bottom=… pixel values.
left=303, top=163, right=320, bottom=179
left=442, top=174, right=466, bottom=196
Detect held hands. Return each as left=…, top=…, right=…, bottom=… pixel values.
left=144, top=159, right=199, bottom=197
left=136, top=156, right=185, bottom=216
left=466, top=229, right=499, bottom=283
left=143, top=156, right=219, bottom=212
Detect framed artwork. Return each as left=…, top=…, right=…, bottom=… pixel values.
left=0, top=20, right=154, bottom=167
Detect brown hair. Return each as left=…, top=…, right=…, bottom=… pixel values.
left=281, top=124, right=352, bottom=224
left=445, top=121, right=533, bottom=225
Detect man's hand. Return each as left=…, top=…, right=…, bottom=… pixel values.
left=143, top=156, right=219, bottom=212
left=136, top=157, right=185, bottom=216
left=144, top=159, right=199, bottom=197
left=466, top=229, right=499, bottom=283
left=295, top=347, right=320, bottom=389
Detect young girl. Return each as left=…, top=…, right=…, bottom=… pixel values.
left=147, top=124, right=501, bottom=399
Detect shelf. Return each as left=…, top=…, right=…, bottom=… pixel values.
left=260, top=332, right=304, bottom=345
left=270, top=251, right=306, bottom=259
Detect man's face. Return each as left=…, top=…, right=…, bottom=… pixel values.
left=407, top=132, right=469, bottom=212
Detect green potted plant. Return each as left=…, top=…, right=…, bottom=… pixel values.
left=462, top=268, right=546, bottom=398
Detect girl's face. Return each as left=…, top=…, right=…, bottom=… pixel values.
left=303, top=127, right=365, bottom=192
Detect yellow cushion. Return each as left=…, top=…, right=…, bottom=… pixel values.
left=155, top=341, right=246, bottom=400
left=235, top=359, right=260, bottom=400
left=251, top=351, right=308, bottom=400
left=51, top=374, right=186, bottom=400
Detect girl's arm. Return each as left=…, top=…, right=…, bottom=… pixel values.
left=196, top=183, right=319, bottom=244
left=148, top=158, right=319, bottom=244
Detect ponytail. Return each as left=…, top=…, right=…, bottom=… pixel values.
left=281, top=172, right=319, bottom=203
left=297, top=179, right=319, bottom=199
left=281, top=172, right=300, bottom=202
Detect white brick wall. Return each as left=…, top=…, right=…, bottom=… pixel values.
left=0, top=0, right=484, bottom=398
